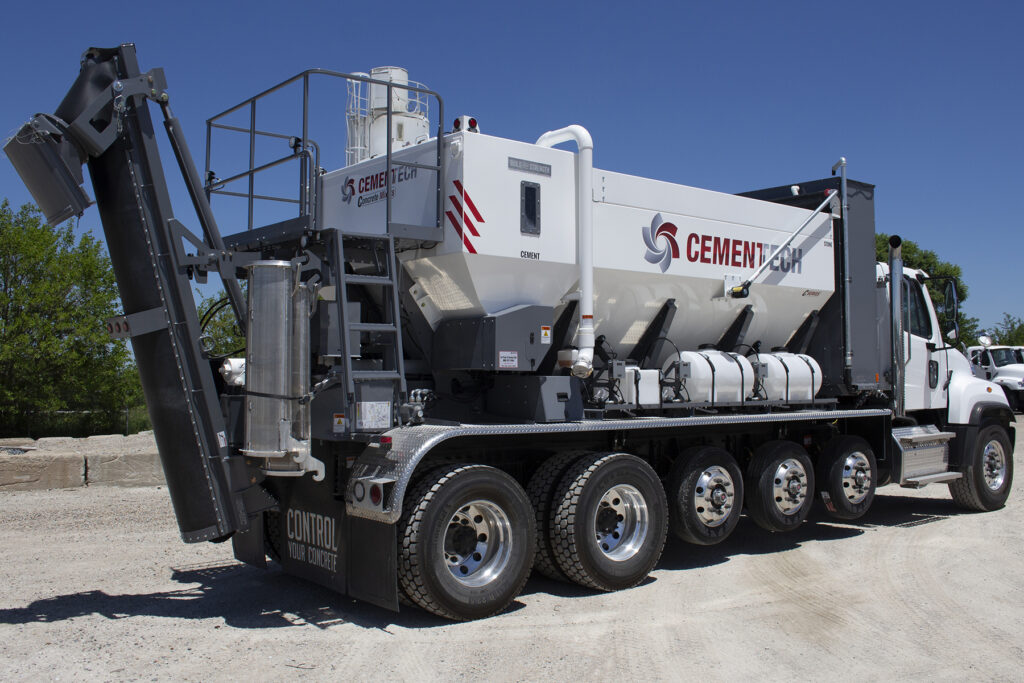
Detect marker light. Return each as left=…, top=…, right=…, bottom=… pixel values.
left=370, top=484, right=383, bottom=506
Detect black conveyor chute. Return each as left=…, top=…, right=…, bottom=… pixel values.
left=23, top=44, right=249, bottom=542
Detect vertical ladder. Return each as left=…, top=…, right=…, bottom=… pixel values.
left=336, top=233, right=407, bottom=432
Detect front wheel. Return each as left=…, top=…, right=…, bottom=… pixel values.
left=949, top=424, right=1014, bottom=511
left=549, top=453, right=668, bottom=591
left=398, top=464, right=535, bottom=620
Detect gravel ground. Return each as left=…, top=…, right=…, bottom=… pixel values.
left=0, top=431, right=1021, bottom=681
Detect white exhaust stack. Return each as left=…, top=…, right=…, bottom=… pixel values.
left=535, top=124, right=594, bottom=378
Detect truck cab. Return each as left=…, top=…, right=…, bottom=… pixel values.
left=966, top=343, right=1024, bottom=410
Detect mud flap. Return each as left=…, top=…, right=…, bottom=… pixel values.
left=347, top=517, right=399, bottom=612
left=232, top=513, right=266, bottom=568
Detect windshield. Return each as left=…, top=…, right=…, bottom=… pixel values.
left=1017, top=349, right=1024, bottom=364
left=991, top=348, right=1017, bottom=367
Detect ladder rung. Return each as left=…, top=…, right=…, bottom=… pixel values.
left=350, top=322, right=397, bottom=333
left=343, top=274, right=394, bottom=286
left=352, top=371, right=402, bottom=381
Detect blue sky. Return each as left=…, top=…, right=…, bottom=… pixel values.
left=1, top=0, right=1020, bottom=329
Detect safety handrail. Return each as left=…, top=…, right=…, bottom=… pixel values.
left=204, top=69, right=445, bottom=237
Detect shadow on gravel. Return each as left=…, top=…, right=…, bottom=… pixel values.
left=0, top=493, right=973, bottom=630
left=656, top=490, right=969, bottom=572
left=0, top=561, right=465, bottom=631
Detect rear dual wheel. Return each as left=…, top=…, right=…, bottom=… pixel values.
left=549, top=453, right=669, bottom=591
left=526, top=452, right=585, bottom=580
left=398, top=464, right=535, bottom=621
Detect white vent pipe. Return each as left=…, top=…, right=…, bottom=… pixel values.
left=536, top=125, right=594, bottom=378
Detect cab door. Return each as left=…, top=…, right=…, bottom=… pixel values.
left=902, top=276, right=947, bottom=411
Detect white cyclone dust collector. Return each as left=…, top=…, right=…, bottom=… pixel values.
left=345, top=66, right=430, bottom=165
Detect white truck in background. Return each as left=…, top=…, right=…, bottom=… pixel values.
left=968, top=338, right=1024, bottom=410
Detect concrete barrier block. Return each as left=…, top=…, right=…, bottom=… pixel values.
left=86, top=451, right=165, bottom=487
left=0, top=438, right=35, bottom=448
left=0, top=452, right=84, bottom=491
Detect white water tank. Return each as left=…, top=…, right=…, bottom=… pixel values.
left=751, top=352, right=822, bottom=401
left=663, top=350, right=755, bottom=404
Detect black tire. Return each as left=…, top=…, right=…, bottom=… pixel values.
left=549, top=453, right=668, bottom=591
left=816, top=435, right=877, bottom=521
left=398, top=464, right=535, bottom=621
left=667, top=446, right=744, bottom=545
left=745, top=440, right=815, bottom=533
left=949, top=424, right=1014, bottom=511
left=525, top=452, right=585, bottom=580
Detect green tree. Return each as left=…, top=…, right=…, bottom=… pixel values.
left=991, top=314, right=1024, bottom=346
left=875, top=233, right=981, bottom=344
left=197, top=289, right=246, bottom=357
left=0, top=200, right=141, bottom=433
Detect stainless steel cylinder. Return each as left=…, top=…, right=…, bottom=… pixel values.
left=291, top=282, right=311, bottom=441
left=244, top=260, right=294, bottom=457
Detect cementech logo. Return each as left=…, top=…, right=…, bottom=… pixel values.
left=339, top=176, right=356, bottom=202
left=642, top=213, right=679, bottom=272
left=642, top=212, right=806, bottom=274
left=341, top=177, right=355, bottom=204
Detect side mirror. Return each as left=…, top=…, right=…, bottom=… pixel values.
left=943, top=279, right=958, bottom=320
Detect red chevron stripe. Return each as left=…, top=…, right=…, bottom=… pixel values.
left=446, top=209, right=477, bottom=253
left=449, top=194, right=480, bottom=236
left=449, top=193, right=464, bottom=215
left=453, top=179, right=484, bottom=223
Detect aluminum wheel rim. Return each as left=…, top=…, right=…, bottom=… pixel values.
left=693, top=465, right=736, bottom=528
left=593, top=484, right=649, bottom=562
left=771, top=458, right=808, bottom=515
left=841, top=452, right=872, bottom=504
left=982, top=440, right=1007, bottom=491
left=443, top=500, right=513, bottom=588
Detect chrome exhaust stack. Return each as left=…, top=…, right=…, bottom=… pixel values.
left=888, top=235, right=905, bottom=418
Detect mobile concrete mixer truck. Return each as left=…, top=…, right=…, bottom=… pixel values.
left=4, top=45, right=1013, bottom=621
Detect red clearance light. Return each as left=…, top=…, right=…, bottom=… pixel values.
left=370, top=484, right=383, bottom=506
left=453, top=118, right=461, bottom=130
left=468, top=117, right=477, bottom=129
left=379, top=436, right=392, bottom=445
